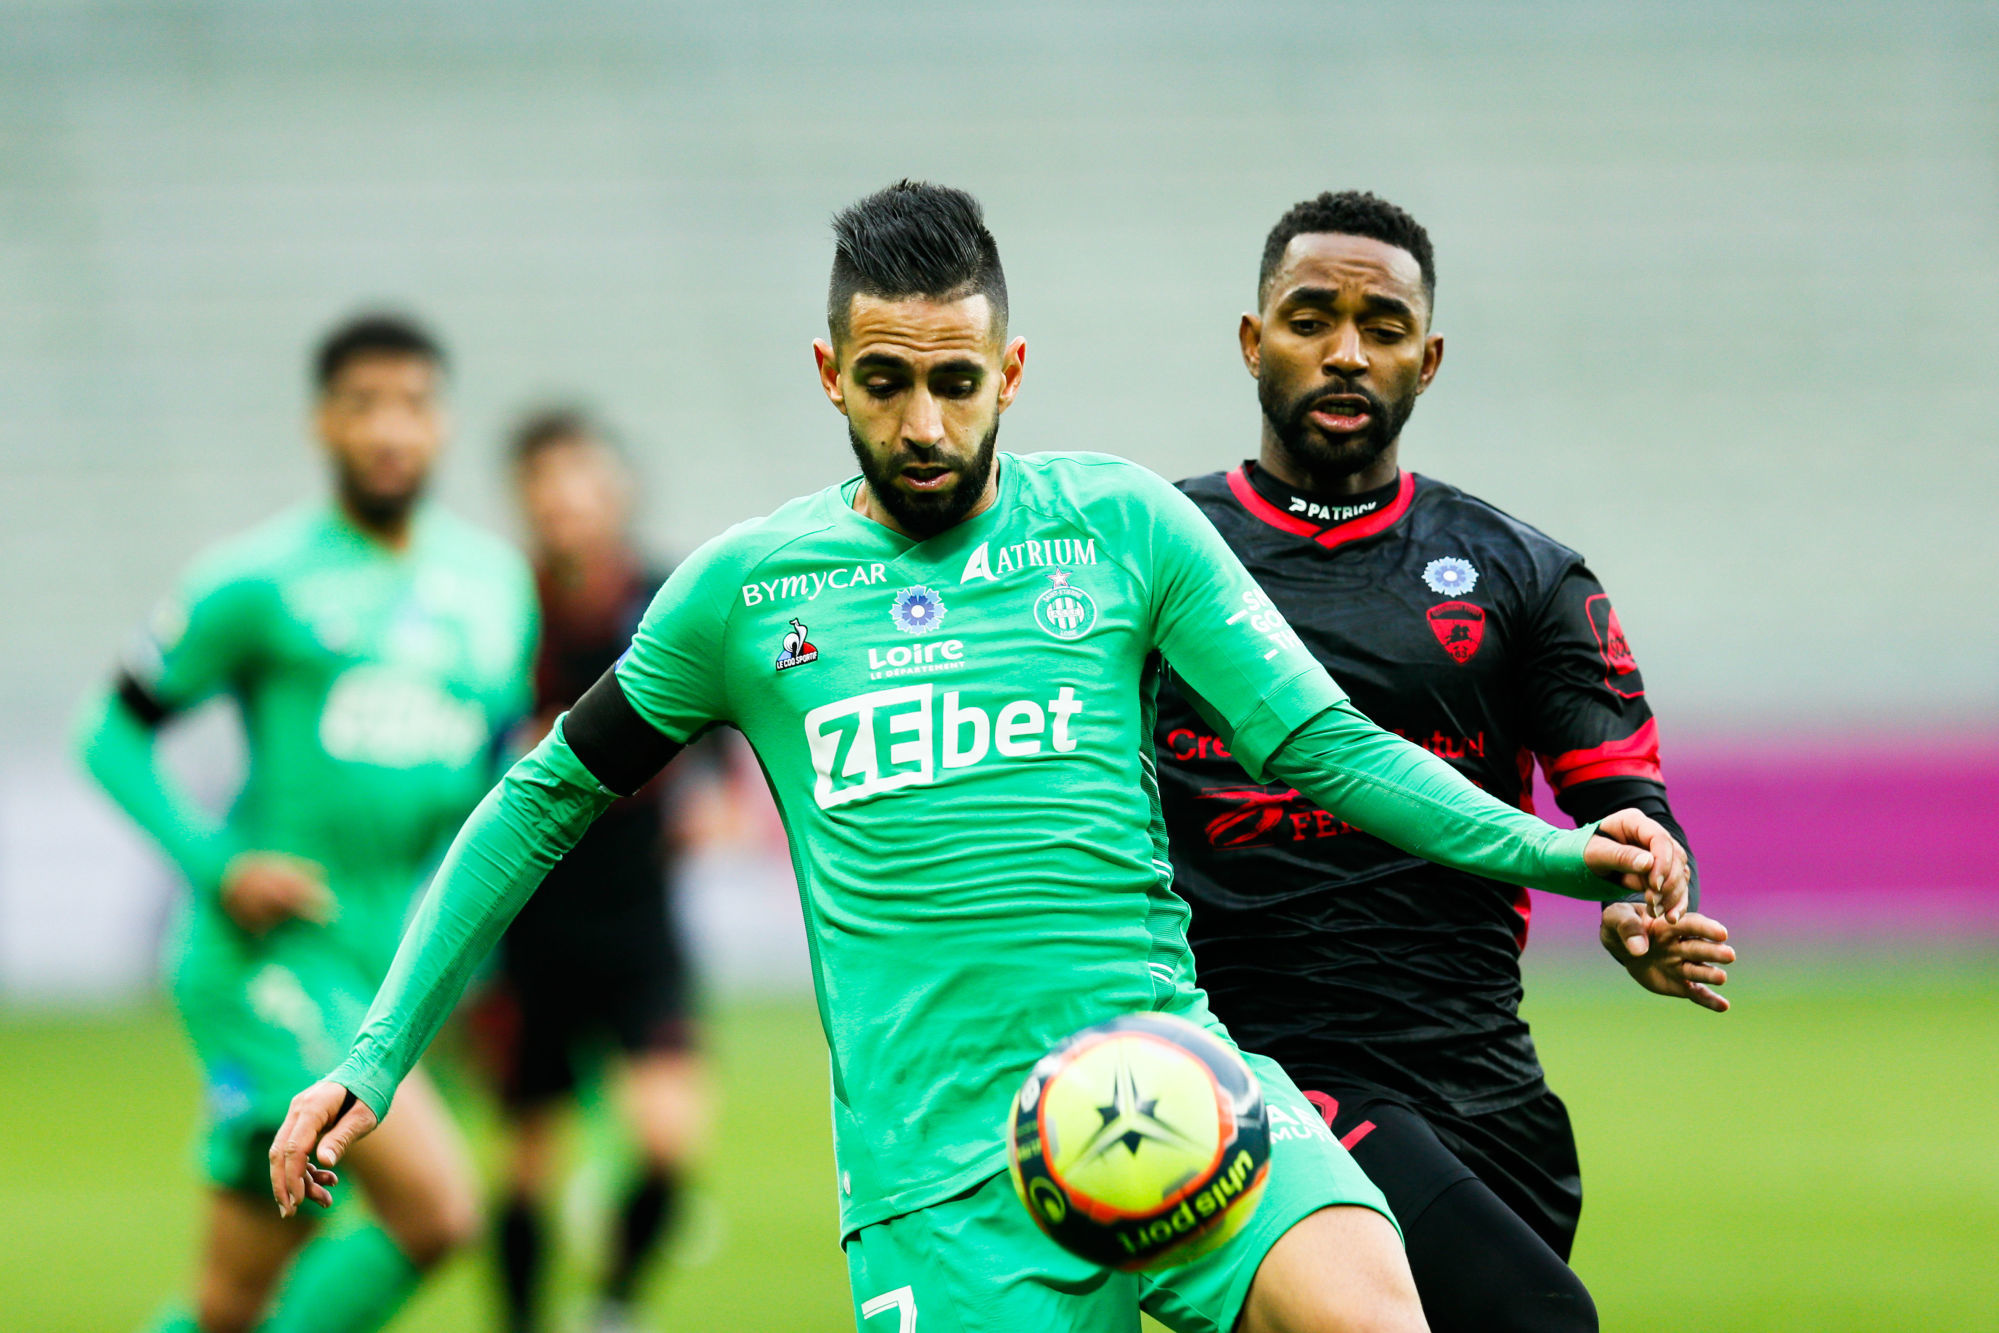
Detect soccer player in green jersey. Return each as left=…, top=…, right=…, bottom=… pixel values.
left=79, top=315, right=537, bottom=1333
left=271, top=186, right=1686, bottom=1333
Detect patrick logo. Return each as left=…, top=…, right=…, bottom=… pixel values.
left=1426, top=602, right=1485, bottom=664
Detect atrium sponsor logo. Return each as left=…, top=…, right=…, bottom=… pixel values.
left=960, top=537, right=1099, bottom=583
left=802, top=683, right=1086, bottom=810
left=741, top=562, right=888, bottom=607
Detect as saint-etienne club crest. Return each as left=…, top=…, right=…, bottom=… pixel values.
left=1034, top=571, right=1098, bottom=641
left=774, top=617, right=819, bottom=671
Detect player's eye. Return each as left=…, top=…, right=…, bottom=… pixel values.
left=863, top=379, right=904, bottom=400
left=1288, top=319, right=1325, bottom=336
left=1366, top=324, right=1407, bottom=342
left=936, top=378, right=979, bottom=399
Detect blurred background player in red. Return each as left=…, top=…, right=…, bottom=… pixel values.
left=483, top=410, right=711, bottom=1333
left=1155, top=193, right=1738, bottom=1333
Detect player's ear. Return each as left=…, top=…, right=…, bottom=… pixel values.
left=1238, top=313, right=1262, bottom=378
left=813, top=339, right=848, bottom=415
left=996, top=337, right=1027, bottom=412
left=1417, top=333, right=1444, bottom=394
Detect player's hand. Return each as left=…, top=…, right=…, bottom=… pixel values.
left=1601, top=905, right=1734, bottom=1012
left=1582, top=809, right=1689, bottom=922
left=269, top=1079, right=377, bottom=1218
left=221, top=852, right=335, bottom=935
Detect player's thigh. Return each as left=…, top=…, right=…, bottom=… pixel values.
left=1141, top=1056, right=1414, bottom=1333
left=346, top=1067, right=481, bottom=1266
left=1238, top=1206, right=1423, bottom=1333
left=844, top=1171, right=1138, bottom=1333
left=193, top=1187, right=316, bottom=1333
left=1428, top=1090, right=1583, bottom=1261
left=1400, top=1177, right=1594, bottom=1333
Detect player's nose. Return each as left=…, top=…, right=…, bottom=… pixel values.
left=902, top=388, right=946, bottom=447
left=1324, top=324, right=1368, bottom=374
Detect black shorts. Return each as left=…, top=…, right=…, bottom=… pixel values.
left=1297, top=1078, right=1583, bottom=1259
left=481, top=912, right=696, bottom=1110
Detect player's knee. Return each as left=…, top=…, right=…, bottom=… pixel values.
left=194, top=1279, right=269, bottom=1333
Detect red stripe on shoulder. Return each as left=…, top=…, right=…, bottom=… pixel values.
left=1540, top=717, right=1663, bottom=791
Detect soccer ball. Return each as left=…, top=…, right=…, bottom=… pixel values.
left=1006, top=1011, right=1269, bottom=1272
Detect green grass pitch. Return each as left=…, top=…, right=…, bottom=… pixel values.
left=2, top=952, right=1993, bottom=1330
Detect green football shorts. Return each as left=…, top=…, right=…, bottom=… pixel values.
left=172, top=945, right=376, bottom=1195
left=842, top=1052, right=1397, bottom=1333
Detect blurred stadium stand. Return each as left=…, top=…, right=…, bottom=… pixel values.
left=2, top=1, right=1994, bottom=998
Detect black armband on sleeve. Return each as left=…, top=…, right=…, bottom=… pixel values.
left=563, top=668, right=683, bottom=797
left=1556, top=775, right=1700, bottom=911
left=114, top=670, right=174, bottom=729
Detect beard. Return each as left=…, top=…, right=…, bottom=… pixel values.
left=848, top=419, right=1000, bottom=540
left=1258, top=373, right=1416, bottom=490
left=335, top=464, right=425, bottom=531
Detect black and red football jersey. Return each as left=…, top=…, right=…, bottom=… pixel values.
left=1157, top=463, right=1690, bottom=1115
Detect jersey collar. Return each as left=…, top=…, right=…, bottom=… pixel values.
left=1225, top=465, right=1416, bottom=551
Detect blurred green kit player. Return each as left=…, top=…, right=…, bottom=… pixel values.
left=78, top=316, right=535, bottom=1333
left=273, top=187, right=1688, bottom=1333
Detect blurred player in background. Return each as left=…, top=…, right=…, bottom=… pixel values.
left=76, top=315, right=536, bottom=1333
left=483, top=410, right=709, bottom=1333
left=1155, top=191, right=1737, bottom=1332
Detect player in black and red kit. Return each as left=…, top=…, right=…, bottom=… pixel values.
left=1156, top=193, right=1737, bottom=1332
left=484, top=411, right=709, bottom=1333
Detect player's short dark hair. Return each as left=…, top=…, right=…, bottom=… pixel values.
left=509, top=406, right=609, bottom=468
left=313, top=313, right=446, bottom=392
left=1259, top=191, right=1436, bottom=311
left=827, top=181, right=1008, bottom=345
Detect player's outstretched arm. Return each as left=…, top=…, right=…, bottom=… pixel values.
left=1262, top=704, right=1690, bottom=916
left=1601, top=904, right=1735, bottom=1012
left=266, top=719, right=623, bottom=1214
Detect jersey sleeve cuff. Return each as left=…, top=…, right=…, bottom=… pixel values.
left=328, top=1053, right=395, bottom=1123
left=1542, top=821, right=1619, bottom=901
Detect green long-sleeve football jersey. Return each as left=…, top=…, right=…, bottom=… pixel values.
left=82, top=504, right=535, bottom=996
left=334, top=453, right=1611, bottom=1236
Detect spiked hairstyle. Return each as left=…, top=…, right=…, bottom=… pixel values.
left=827, top=181, right=1008, bottom=345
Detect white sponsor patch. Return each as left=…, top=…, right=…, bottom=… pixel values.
left=803, top=683, right=1085, bottom=810
left=318, top=666, right=487, bottom=768
left=741, top=562, right=889, bottom=607
left=960, top=537, right=1099, bottom=583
